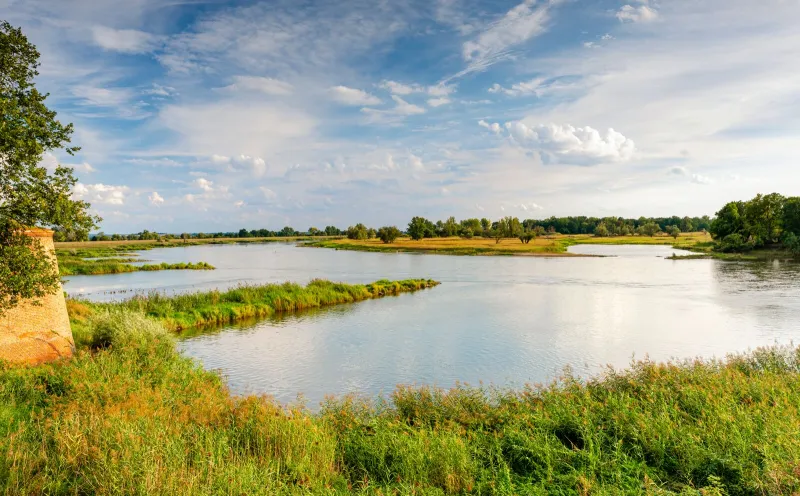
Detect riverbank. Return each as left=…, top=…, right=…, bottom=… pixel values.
left=55, top=235, right=329, bottom=250
left=2, top=309, right=798, bottom=494
left=305, top=232, right=713, bottom=257
left=67, top=278, right=440, bottom=333
left=56, top=246, right=216, bottom=276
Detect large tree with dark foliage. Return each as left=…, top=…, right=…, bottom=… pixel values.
left=0, top=21, right=99, bottom=314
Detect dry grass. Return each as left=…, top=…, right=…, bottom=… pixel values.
left=307, top=232, right=714, bottom=256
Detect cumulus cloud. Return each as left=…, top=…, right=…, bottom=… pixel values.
left=217, top=76, right=293, bottom=95
left=73, top=183, right=129, bottom=205
left=478, top=120, right=502, bottom=134
left=149, top=191, right=164, bottom=206
left=505, top=121, right=636, bottom=164
left=91, top=26, right=160, bottom=53
left=143, top=84, right=177, bottom=97
left=409, top=154, right=425, bottom=171
left=616, top=1, right=659, bottom=23
left=193, top=177, right=214, bottom=192
left=329, top=86, right=382, bottom=105
left=692, top=173, right=713, bottom=185
left=517, top=202, right=544, bottom=211
left=234, top=200, right=245, bottom=208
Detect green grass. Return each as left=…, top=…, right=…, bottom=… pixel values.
left=69, top=279, right=440, bottom=332
left=56, top=248, right=216, bottom=276
left=3, top=307, right=800, bottom=494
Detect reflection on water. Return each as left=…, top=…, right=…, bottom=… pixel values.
left=64, top=243, right=800, bottom=406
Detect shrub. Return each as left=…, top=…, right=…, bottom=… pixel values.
left=377, top=226, right=401, bottom=244
left=783, top=232, right=800, bottom=256
left=346, top=224, right=368, bottom=240
left=717, top=233, right=754, bottom=253
left=86, top=308, right=173, bottom=353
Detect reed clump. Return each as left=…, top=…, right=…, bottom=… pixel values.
left=2, top=308, right=800, bottom=494
left=74, top=279, right=440, bottom=331
left=57, top=247, right=216, bottom=275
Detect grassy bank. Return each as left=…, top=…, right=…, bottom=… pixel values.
left=56, top=247, right=216, bottom=276
left=2, top=310, right=800, bottom=494
left=68, top=278, right=440, bottom=332
left=305, top=233, right=713, bottom=257
left=55, top=236, right=329, bottom=251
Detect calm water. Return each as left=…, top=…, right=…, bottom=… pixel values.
left=63, top=243, right=800, bottom=406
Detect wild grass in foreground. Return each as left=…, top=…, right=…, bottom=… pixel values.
left=69, top=279, right=440, bottom=332
left=2, top=309, right=800, bottom=494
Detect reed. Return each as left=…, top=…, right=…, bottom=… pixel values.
left=73, top=279, right=440, bottom=331
left=2, top=309, right=799, bottom=494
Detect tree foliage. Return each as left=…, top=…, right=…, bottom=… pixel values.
left=710, top=193, right=800, bottom=254
left=1, top=21, right=99, bottom=314
left=407, top=216, right=435, bottom=240
left=346, top=223, right=368, bottom=240
left=377, top=226, right=401, bottom=244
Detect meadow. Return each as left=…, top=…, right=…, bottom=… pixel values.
left=56, top=246, right=216, bottom=276
left=305, top=232, right=715, bottom=257
left=2, top=305, right=799, bottom=494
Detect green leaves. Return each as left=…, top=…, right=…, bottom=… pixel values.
left=1, top=21, right=100, bottom=314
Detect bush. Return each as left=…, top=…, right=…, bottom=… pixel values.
left=717, top=233, right=755, bottom=253
left=86, top=309, right=173, bottom=352
left=346, top=224, right=368, bottom=240
left=783, top=232, right=800, bottom=256
left=377, top=226, right=401, bottom=244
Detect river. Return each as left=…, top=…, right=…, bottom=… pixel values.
left=63, top=242, right=800, bottom=406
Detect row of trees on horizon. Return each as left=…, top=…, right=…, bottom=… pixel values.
left=76, top=215, right=713, bottom=243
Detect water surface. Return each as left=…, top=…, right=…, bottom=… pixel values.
left=64, top=243, right=800, bottom=405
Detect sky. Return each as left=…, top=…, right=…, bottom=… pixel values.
left=6, top=0, right=800, bottom=233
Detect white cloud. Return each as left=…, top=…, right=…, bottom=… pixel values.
left=217, top=76, right=294, bottom=95
left=73, top=183, right=129, bottom=205
left=488, top=77, right=582, bottom=97
left=39, top=153, right=95, bottom=174
left=234, top=200, right=245, bottom=208
left=143, top=84, right=177, bottom=97
left=427, top=97, right=451, bottom=107
left=601, top=33, right=614, bottom=41
left=71, top=85, right=133, bottom=108
left=209, top=154, right=268, bottom=176
left=616, top=3, right=659, bottom=23
left=692, top=173, right=713, bottom=185
left=409, top=154, right=425, bottom=171
left=91, top=26, right=160, bottom=54
left=478, top=120, right=502, bottom=134
left=149, top=191, right=165, bottom=206
left=505, top=121, right=636, bottom=164
left=193, top=178, right=214, bottom=192
left=361, top=95, right=426, bottom=123
left=460, top=0, right=561, bottom=75
left=440, top=187, right=450, bottom=195
left=517, top=202, right=544, bottom=211
left=583, top=42, right=596, bottom=48
left=668, top=165, right=689, bottom=175
left=260, top=187, right=277, bottom=200
left=329, top=86, right=382, bottom=105
left=379, top=80, right=456, bottom=97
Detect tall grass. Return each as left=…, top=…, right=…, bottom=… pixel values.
left=2, top=309, right=800, bottom=494
left=74, top=279, right=440, bottom=331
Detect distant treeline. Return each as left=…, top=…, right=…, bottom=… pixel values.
left=73, top=215, right=714, bottom=243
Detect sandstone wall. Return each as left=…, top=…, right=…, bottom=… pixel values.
left=0, top=229, right=74, bottom=365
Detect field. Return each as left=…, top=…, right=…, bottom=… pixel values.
left=2, top=303, right=800, bottom=494
left=306, top=232, right=714, bottom=257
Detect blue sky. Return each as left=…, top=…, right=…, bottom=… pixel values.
left=6, top=0, right=800, bottom=232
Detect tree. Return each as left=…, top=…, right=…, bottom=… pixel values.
left=680, top=216, right=694, bottom=233
left=346, top=223, right=368, bottom=240
left=278, top=226, right=296, bottom=237
left=0, top=22, right=100, bottom=314
left=407, top=216, right=434, bottom=240
left=181, top=233, right=190, bottom=243
left=377, top=226, right=401, bottom=244
left=638, top=222, right=659, bottom=237
left=308, top=227, right=320, bottom=236
left=324, top=225, right=341, bottom=236
left=709, top=201, right=745, bottom=240
left=238, top=228, right=250, bottom=238
left=480, top=218, right=491, bottom=233
left=594, top=223, right=609, bottom=237
left=782, top=197, right=800, bottom=236
left=494, top=216, right=521, bottom=244
left=667, top=225, right=681, bottom=239
left=744, top=193, right=784, bottom=245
